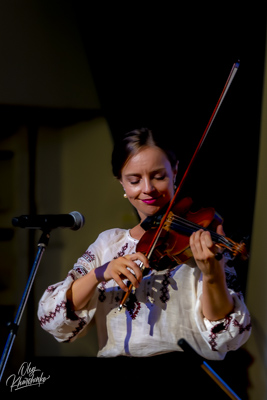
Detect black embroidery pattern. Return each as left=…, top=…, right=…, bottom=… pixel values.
left=98, top=282, right=107, bottom=302
left=126, top=292, right=141, bottom=319
left=64, top=318, right=87, bottom=343
left=209, top=316, right=232, bottom=351
left=97, top=243, right=129, bottom=303
left=159, top=271, right=171, bottom=303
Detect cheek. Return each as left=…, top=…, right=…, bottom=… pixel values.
left=131, top=189, right=144, bottom=200
left=161, top=179, right=174, bottom=194
left=124, top=184, right=140, bottom=198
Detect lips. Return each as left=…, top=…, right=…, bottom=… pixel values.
left=141, top=198, right=158, bottom=205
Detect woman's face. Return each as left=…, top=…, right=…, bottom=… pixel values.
left=120, top=146, right=178, bottom=222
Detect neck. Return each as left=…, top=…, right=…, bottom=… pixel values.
left=130, top=223, right=145, bottom=240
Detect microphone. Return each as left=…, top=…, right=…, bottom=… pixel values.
left=12, top=211, right=85, bottom=231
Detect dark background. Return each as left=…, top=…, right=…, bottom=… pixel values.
left=73, top=4, right=267, bottom=294
left=75, top=4, right=266, bottom=235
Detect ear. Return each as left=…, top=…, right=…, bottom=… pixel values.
left=119, top=180, right=126, bottom=194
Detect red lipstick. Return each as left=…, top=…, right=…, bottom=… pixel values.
left=141, top=198, right=157, bottom=205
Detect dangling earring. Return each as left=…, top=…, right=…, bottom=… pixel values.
left=124, top=193, right=127, bottom=199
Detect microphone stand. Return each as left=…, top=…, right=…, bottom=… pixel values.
left=0, top=229, right=50, bottom=382
left=178, top=338, right=241, bottom=400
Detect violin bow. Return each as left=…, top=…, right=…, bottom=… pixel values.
left=119, top=60, right=240, bottom=311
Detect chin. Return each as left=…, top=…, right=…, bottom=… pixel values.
left=142, top=205, right=162, bottom=218
left=135, top=198, right=170, bottom=219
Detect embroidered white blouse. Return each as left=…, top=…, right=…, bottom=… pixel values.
left=38, top=228, right=251, bottom=360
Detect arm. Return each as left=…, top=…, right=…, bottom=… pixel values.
left=66, top=269, right=99, bottom=311
left=67, top=252, right=150, bottom=311
left=189, top=225, right=234, bottom=321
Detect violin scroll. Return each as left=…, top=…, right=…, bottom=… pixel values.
left=217, top=237, right=249, bottom=261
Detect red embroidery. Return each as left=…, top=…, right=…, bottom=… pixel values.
left=46, top=285, right=56, bottom=293
left=126, top=292, right=141, bottom=319
left=73, top=266, right=88, bottom=276
left=68, top=272, right=76, bottom=280
left=209, top=316, right=232, bottom=351
left=114, top=243, right=129, bottom=259
left=39, top=301, right=66, bottom=327
left=82, top=250, right=95, bottom=262
left=233, top=318, right=252, bottom=334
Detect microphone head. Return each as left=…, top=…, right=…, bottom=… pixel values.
left=69, top=211, right=85, bottom=231
left=12, top=217, right=20, bottom=227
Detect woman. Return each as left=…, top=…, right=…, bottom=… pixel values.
left=38, top=128, right=251, bottom=361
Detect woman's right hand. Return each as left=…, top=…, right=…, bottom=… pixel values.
left=103, top=252, right=150, bottom=292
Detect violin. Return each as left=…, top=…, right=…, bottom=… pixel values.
left=137, top=197, right=248, bottom=271
left=118, top=61, right=245, bottom=311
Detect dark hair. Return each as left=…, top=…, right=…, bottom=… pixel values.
left=112, top=127, right=178, bottom=179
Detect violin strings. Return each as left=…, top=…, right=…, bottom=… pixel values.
left=166, top=214, right=235, bottom=250
left=169, top=215, right=229, bottom=245
left=169, top=218, right=234, bottom=249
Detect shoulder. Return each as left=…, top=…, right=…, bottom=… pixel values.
left=91, top=228, right=138, bottom=261
left=75, top=228, right=134, bottom=270
left=93, top=228, right=138, bottom=249
left=96, top=228, right=129, bottom=243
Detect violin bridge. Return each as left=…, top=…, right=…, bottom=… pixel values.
left=163, top=211, right=174, bottom=231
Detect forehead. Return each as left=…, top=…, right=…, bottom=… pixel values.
left=121, top=146, right=172, bottom=175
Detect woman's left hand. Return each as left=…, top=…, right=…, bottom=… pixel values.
left=189, top=225, right=225, bottom=277
left=190, top=224, right=235, bottom=320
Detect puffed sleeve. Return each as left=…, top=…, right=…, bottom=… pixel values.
left=194, top=264, right=252, bottom=357
left=37, top=238, right=102, bottom=343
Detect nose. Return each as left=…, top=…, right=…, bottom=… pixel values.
left=143, top=178, right=155, bottom=194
